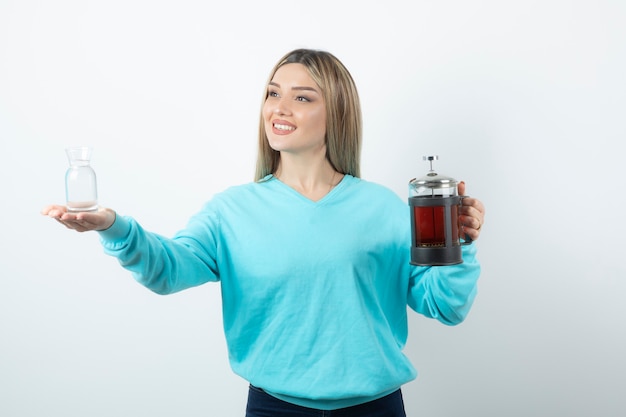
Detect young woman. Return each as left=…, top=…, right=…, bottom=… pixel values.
left=43, top=49, right=485, bottom=416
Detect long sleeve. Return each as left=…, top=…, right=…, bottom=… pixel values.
left=407, top=243, right=480, bottom=325
left=97, top=211, right=220, bottom=294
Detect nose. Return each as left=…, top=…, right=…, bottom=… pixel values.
left=273, top=97, right=291, bottom=116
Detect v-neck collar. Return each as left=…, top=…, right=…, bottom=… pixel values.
left=266, top=174, right=351, bottom=205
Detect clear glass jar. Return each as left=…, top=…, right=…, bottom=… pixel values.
left=65, top=146, right=98, bottom=212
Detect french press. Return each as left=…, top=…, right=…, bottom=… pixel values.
left=408, top=156, right=472, bottom=266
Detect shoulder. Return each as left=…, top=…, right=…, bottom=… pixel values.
left=212, top=179, right=272, bottom=200
left=338, top=176, right=408, bottom=234
left=334, top=176, right=407, bottom=218
left=217, top=181, right=263, bottom=198
left=344, top=176, right=404, bottom=203
left=199, top=180, right=274, bottom=213
left=188, top=181, right=268, bottom=225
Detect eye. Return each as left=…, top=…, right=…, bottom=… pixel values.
left=296, top=96, right=311, bottom=102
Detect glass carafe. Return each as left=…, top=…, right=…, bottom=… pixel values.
left=408, top=156, right=471, bottom=266
left=65, top=146, right=98, bottom=212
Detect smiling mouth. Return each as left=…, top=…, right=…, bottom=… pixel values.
left=274, top=123, right=295, bottom=131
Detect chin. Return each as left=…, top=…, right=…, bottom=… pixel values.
left=267, top=137, right=290, bottom=152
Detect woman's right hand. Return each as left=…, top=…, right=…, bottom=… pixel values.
left=41, top=205, right=117, bottom=233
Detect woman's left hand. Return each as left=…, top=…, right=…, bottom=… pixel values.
left=458, top=181, right=485, bottom=241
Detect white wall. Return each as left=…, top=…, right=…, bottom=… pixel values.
left=1, top=1, right=624, bottom=416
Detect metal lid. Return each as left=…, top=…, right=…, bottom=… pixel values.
left=412, top=156, right=458, bottom=189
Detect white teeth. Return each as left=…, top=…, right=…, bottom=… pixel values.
left=274, top=123, right=295, bottom=131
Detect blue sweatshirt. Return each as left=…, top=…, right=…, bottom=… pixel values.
left=98, top=174, right=480, bottom=410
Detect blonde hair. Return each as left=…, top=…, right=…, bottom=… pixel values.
left=254, top=49, right=362, bottom=181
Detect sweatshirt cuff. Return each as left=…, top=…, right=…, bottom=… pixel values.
left=461, top=240, right=478, bottom=258
left=97, top=214, right=132, bottom=242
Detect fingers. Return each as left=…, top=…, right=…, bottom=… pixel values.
left=461, top=217, right=482, bottom=241
left=41, top=204, right=68, bottom=218
left=461, top=198, right=485, bottom=218
left=458, top=181, right=467, bottom=196
left=47, top=210, right=95, bottom=232
left=459, top=190, right=485, bottom=241
left=42, top=205, right=116, bottom=232
left=55, top=216, right=93, bottom=233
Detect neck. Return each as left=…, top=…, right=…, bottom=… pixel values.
left=274, top=156, right=342, bottom=201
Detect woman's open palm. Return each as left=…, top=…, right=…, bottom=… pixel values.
left=41, top=205, right=116, bottom=233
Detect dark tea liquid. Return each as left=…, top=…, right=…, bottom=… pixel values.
left=413, top=205, right=459, bottom=247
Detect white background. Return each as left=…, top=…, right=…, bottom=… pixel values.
left=1, top=1, right=625, bottom=416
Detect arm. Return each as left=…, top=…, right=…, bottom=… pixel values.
left=406, top=182, right=485, bottom=325
left=407, top=244, right=480, bottom=325
left=41, top=205, right=220, bottom=294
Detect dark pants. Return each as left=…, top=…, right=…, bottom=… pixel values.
left=245, top=385, right=407, bottom=417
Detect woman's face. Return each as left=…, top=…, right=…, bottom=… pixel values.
left=263, top=63, right=327, bottom=156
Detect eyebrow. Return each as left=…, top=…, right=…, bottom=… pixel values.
left=268, top=81, right=319, bottom=93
